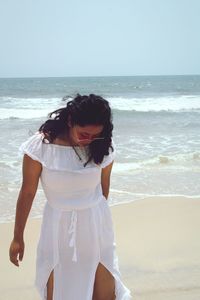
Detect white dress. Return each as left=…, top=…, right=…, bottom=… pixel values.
left=19, top=132, right=132, bottom=300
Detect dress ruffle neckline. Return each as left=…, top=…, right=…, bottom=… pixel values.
left=19, top=132, right=115, bottom=171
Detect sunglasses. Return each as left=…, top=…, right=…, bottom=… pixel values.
left=74, top=127, right=105, bottom=142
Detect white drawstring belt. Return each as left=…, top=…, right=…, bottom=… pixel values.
left=68, top=210, right=78, bottom=262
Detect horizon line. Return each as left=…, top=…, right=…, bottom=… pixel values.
left=0, top=73, right=200, bottom=80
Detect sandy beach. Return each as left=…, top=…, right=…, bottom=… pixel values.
left=1, top=195, right=200, bottom=300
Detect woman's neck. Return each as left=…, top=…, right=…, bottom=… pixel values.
left=55, top=130, right=78, bottom=146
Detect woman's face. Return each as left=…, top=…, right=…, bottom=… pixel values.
left=69, top=124, right=104, bottom=146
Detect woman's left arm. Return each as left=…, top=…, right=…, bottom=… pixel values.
left=101, top=161, right=114, bottom=199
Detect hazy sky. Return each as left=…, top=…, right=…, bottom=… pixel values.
left=0, top=0, right=200, bottom=77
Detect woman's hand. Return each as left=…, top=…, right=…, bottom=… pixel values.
left=9, top=154, right=42, bottom=267
left=9, top=238, right=25, bottom=267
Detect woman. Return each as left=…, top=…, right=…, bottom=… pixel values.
left=9, top=94, right=132, bottom=300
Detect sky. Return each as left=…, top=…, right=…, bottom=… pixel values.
left=0, top=0, right=200, bottom=78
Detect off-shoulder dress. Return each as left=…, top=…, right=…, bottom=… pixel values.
left=19, top=132, right=132, bottom=300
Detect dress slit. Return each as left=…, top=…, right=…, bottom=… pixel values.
left=98, top=260, right=132, bottom=300
left=92, top=262, right=116, bottom=299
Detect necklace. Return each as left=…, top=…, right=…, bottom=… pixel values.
left=63, top=132, right=82, bottom=161
left=72, top=145, right=82, bottom=161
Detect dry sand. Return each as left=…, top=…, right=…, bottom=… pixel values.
left=1, top=195, right=200, bottom=300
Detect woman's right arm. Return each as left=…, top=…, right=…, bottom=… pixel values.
left=9, top=154, right=42, bottom=267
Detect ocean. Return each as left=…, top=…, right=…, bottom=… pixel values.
left=0, top=75, right=200, bottom=223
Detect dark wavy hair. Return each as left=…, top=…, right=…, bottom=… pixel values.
left=38, top=94, right=114, bottom=166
